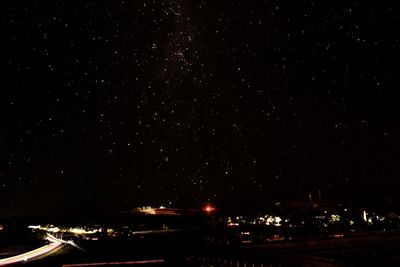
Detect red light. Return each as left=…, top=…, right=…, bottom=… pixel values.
left=203, top=204, right=215, bottom=214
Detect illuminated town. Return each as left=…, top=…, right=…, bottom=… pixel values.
left=1, top=201, right=399, bottom=266
left=20, top=202, right=400, bottom=246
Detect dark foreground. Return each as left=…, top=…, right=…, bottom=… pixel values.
left=4, top=230, right=398, bottom=267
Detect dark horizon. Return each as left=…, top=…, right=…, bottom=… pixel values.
left=1, top=193, right=397, bottom=220
left=1, top=1, right=400, bottom=217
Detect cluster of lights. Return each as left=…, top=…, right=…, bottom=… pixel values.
left=260, top=215, right=282, bottom=226
left=28, top=225, right=100, bottom=235
left=29, top=223, right=185, bottom=240
left=69, top=228, right=99, bottom=235
left=132, top=206, right=180, bottom=215
left=141, top=207, right=156, bottom=215
left=227, top=216, right=246, bottom=227
left=362, top=210, right=387, bottom=225
left=132, top=206, right=157, bottom=214
left=330, top=214, right=341, bottom=223
left=227, top=215, right=283, bottom=227
left=312, top=209, right=390, bottom=228
left=313, top=214, right=343, bottom=228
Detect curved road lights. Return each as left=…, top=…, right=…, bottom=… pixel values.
left=0, top=234, right=64, bottom=266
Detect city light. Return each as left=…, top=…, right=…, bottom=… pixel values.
left=203, top=204, right=216, bottom=214
left=69, top=228, right=98, bottom=235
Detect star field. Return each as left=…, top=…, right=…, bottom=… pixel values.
left=1, top=1, right=400, bottom=217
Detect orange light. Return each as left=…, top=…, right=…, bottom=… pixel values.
left=203, top=204, right=215, bottom=213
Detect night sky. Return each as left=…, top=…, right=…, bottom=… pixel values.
left=1, top=1, right=400, bottom=217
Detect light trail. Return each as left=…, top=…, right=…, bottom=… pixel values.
left=0, top=234, right=64, bottom=266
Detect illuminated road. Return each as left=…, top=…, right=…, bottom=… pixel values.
left=0, top=234, right=64, bottom=266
